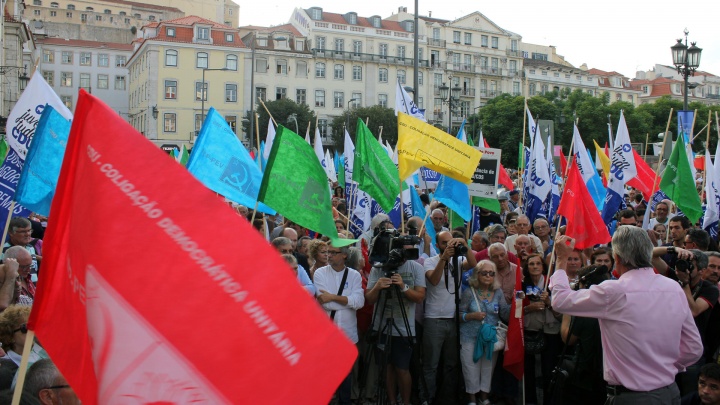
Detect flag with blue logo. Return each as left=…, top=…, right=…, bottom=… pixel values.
left=572, top=124, right=606, bottom=210
left=702, top=150, right=719, bottom=238
left=187, top=107, right=275, bottom=214
left=524, top=123, right=551, bottom=223
left=14, top=106, right=71, bottom=216
left=395, top=80, right=425, bottom=121
left=544, top=140, right=561, bottom=222
left=601, top=111, right=637, bottom=224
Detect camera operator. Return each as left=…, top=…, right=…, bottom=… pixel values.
left=551, top=228, right=703, bottom=404
left=365, top=232, right=426, bottom=405
left=422, top=231, right=476, bottom=403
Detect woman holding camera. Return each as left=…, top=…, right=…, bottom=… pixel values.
left=522, top=253, right=562, bottom=405
left=460, top=260, right=510, bottom=405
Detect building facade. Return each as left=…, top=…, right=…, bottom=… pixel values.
left=1, top=1, right=34, bottom=122
left=523, top=58, right=597, bottom=98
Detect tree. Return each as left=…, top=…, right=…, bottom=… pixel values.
left=241, top=98, right=316, bottom=146
left=330, top=105, right=397, bottom=151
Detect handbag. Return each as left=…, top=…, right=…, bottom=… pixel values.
left=524, top=329, right=546, bottom=354
left=471, top=288, right=506, bottom=351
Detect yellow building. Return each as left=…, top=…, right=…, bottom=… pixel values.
left=126, top=16, right=246, bottom=150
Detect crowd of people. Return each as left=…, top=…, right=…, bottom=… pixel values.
left=2, top=175, right=720, bottom=405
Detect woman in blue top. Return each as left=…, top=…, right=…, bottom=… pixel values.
left=460, top=260, right=510, bottom=405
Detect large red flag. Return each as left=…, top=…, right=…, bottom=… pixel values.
left=28, top=91, right=357, bottom=404
left=627, top=149, right=660, bottom=200
left=558, top=149, right=569, bottom=179
left=483, top=139, right=514, bottom=190
left=557, top=162, right=612, bottom=249
left=503, top=265, right=524, bottom=380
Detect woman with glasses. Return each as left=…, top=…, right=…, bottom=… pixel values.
left=522, top=253, right=562, bottom=405
left=0, top=305, right=48, bottom=387
left=460, top=260, right=509, bottom=405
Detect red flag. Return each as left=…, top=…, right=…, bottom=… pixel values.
left=558, top=149, right=568, bottom=178
left=483, top=139, right=514, bottom=190
left=557, top=162, right=612, bottom=249
left=503, top=264, right=524, bottom=380
left=627, top=149, right=661, bottom=201
left=694, top=155, right=705, bottom=171
left=28, top=91, right=357, bottom=404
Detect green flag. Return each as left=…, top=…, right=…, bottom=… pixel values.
left=178, top=144, right=190, bottom=166
left=353, top=118, right=400, bottom=212
left=660, top=135, right=702, bottom=224
left=448, top=208, right=465, bottom=230
left=472, top=196, right=501, bottom=213
left=259, top=125, right=354, bottom=247
left=0, top=138, right=7, bottom=161
left=338, top=156, right=346, bottom=188
left=518, top=142, right=525, bottom=169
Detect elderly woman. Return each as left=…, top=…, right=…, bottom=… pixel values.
left=307, top=239, right=330, bottom=279
left=522, top=253, right=562, bottom=405
left=0, top=305, right=47, bottom=371
left=460, top=260, right=510, bottom=405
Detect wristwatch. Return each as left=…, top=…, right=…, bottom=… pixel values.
left=667, top=246, right=676, bottom=254
left=402, top=284, right=410, bottom=292
left=678, top=280, right=688, bottom=288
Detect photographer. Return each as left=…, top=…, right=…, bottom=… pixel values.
left=365, top=230, right=426, bottom=405
left=557, top=264, right=611, bottom=405
left=422, top=231, right=476, bottom=403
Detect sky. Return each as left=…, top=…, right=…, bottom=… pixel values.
left=237, top=0, right=719, bottom=79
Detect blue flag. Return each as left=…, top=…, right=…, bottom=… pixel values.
left=409, top=184, right=436, bottom=251
left=524, top=127, right=551, bottom=223
left=434, top=121, right=472, bottom=221
left=187, top=107, right=275, bottom=214
left=14, top=106, right=71, bottom=216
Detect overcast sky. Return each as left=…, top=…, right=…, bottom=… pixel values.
left=238, top=0, right=719, bottom=80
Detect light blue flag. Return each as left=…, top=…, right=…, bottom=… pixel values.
left=572, top=124, right=606, bottom=210
left=14, top=106, right=71, bottom=216
left=409, top=184, right=436, bottom=252
left=187, top=107, right=275, bottom=214
left=434, top=121, right=472, bottom=221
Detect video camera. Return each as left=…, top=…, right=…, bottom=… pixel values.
left=369, top=222, right=420, bottom=275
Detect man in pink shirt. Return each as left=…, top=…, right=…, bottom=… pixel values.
left=551, top=226, right=703, bottom=404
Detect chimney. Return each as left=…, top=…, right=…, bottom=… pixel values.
left=429, top=11, right=432, bottom=17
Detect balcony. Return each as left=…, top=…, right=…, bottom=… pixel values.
left=460, top=88, right=476, bottom=97
left=428, top=38, right=446, bottom=47
left=506, top=49, right=521, bottom=57
left=478, top=66, right=503, bottom=76
left=311, top=49, right=429, bottom=67
left=450, top=63, right=475, bottom=73
left=430, top=60, right=444, bottom=69
left=708, top=94, right=720, bottom=100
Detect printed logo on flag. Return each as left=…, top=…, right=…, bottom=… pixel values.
left=299, top=176, right=326, bottom=216
left=221, top=157, right=254, bottom=194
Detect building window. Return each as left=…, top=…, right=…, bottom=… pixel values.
left=481, top=35, right=488, bottom=47
left=66, top=12, right=72, bottom=18
left=62, top=51, right=73, bottom=64
left=50, top=1, right=58, bottom=6
left=197, top=27, right=210, bottom=40
left=97, top=74, right=108, bottom=89
left=103, top=9, right=111, bottom=14
left=43, top=50, right=54, bottom=63
left=276, top=59, right=287, bottom=74
left=165, top=50, right=177, bottom=66
left=351, top=92, right=361, bottom=108
left=34, top=0, right=42, bottom=4
left=50, top=10, right=56, bottom=16
left=276, top=87, right=287, bottom=100
left=115, top=76, right=126, bottom=90
left=67, top=3, right=75, bottom=9
left=296, top=89, right=306, bottom=104
left=453, top=31, right=460, bottom=43
left=397, top=46, right=406, bottom=59
left=226, top=83, right=237, bottom=102
left=352, top=65, right=362, bottom=81
left=379, top=68, right=388, bottom=83
left=379, top=43, right=388, bottom=57
left=196, top=52, right=208, bottom=69
left=225, top=116, right=237, bottom=134
left=226, top=54, right=238, bottom=71
left=226, top=33, right=234, bottom=42
left=296, top=39, right=304, bottom=50
left=315, top=62, right=325, bottom=78
left=164, top=113, right=176, bottom=132
left=529, top=83, right=536, bottom=96
left=334, top=38, right=344, bottom=53
left=315, top=90, right=325, bottom=107
left=296, top=61, right=307, bottom=77
left=125, top=18, right=130, bottom=23
left=509, top=60, right=517, bottom=74
left=316, top=36, right=325, bottom=50
left=115, top=56, right=126, bottom=67
left=98, top=53, right=108, bottom=67
left=511, top=39, right=518, bottom=51
left=256, top=87, right=267, bottom=101
left=513, top=82, right=520, bottom=95
left=378, top=94, right=388, bottom=108
left=398, top=69, right=406, bottom=84
left=42, top=71, right=54, bottom=86
left=464, top=32, right=472, bottom=45
left=334, top=64, right=344, bottom=80
left=318, top=119, right=327, bottom=138
left=542, top=70, right=547, bottom=76
left=195, top=82, right=207, bottom=100
left=61, top=96, right=72, bottom=109
left=554, top=72, right=560, bottom=77
left=80, top=13, right=87, bottom=22
left=334, top=91, right=344, bottom=108
left=80, top=52, right=91, bottom=66
left=60, top=72, right=72, bottom=87
left=79, top=73, right=90, bottom=90
left=134, top=13, right=140, bottom=19
left=353, top=41, right=362, bottom=56
left=491, top=37, right=499, bottom=48
left=95, top=15, right=102, bottom=21
left=165, top=80, right=177, bottom=99
left=256, top=58, right=267, bottom=73
left=418, top=71, right=423, bottom=85
left=167, top=28, right=175, bottom=37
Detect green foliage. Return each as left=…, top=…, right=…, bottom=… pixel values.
left=241, top=98, right=316, bottom=145
left=330, top=105, right=397, bottom=150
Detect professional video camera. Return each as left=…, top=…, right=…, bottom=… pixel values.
left=369, top=223, right=421, bottom=274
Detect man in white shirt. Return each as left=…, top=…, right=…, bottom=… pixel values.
left=505, top=215, right=543, bottom=255
left=314, top=244, right=365, bottom=405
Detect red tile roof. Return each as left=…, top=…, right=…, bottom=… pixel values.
left=588, top=68, right=624, bottom=77
left=162, top=15, right=235, bottom=30
left=310, top=10, right=409, bottom=33
left=36, top=37, right=134, bottom=51
left=103, top=0, right=182, bottom=13
left=630, top=77, right=680, bottom=97
left=137, top=16, right=245, bottom=49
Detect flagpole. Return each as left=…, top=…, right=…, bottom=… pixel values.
left=690, top=108, right=698, bottom=141
left=336, top=210, right=365, bottom=234
left=0, top=202, right=15, bottom=247
left=399, top=170, right=405, bottom=233
left=644, top=133, right=650, bottom=159
left=250, top=112, right=262, bottom=226
left=651, top=108, right=674, bottom=219
left=701, top=112, right=712, bottom=198
left=519, top=99, right=528, bottom=207
left=691, top=124, right=709, bottom=143
left=417, top=206, right=432, bottom=236
left=257, top=98, right=278, bottom=127
left=10, top=330, right=35, bottom=405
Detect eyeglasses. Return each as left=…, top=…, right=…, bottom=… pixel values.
left=479, top=271, right=496, bottom=277
left=13, top=324, right=27, bottom=334
left=279, top=249, right=293, bottom=254
left=18, top=264, right=32, bottom=270
left=45, top=385, right=70, bottom=390
left=327, top=251, right=342, bottom=256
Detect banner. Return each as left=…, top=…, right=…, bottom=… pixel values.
left=468, top=146, right=501, bottom=199
left=29, top=91, right=357, bottom=404
left=0, top=150, right=31, bottom=219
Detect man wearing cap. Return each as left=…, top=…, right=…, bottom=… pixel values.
left=507, top=190, right=520, bottom=211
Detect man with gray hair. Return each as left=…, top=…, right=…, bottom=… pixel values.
left=487, top=242, right=517, bottom=305
left=551, top=227, right=703, bottom=404
left=504, top=215, right=543, bottom=255
left=21, top=358, right=81, bottom=405
left=271, top=237, right=315, bottom=294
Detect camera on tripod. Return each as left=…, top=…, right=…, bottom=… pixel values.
left=369, top=223, right=420, bottom=273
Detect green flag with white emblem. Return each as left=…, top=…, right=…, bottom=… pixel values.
left=660, top=135, right=702, bottom=224
left=353, top=118, right=400, bottom=212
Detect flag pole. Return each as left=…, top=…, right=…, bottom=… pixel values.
left=399, top=171, right=405, bottom=233
left=11, top=330, right=36, bottom=405
left=519, top=99, right=528, bottom=207
left=465, top=195, right=473, bottom=241
left=417, top=205, right=432, bottom=236
left=701, top=112, right=712, bottom=198
left=651, top=108, right=673, bottom=220
left=691, top=124, right=709, bottom=143
left=690, top=109, right=698, bottom=141
left=250, top=112, right=262, bottom=226
left=257, top=98, right=278, bottom=127
left=644, top=132, right=650, bottom=158
left=336, top=210, right=365, bottom=234
left=0, top=202, right=15, bottom=247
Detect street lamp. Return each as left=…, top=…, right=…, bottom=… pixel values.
left=288, top=113, right=299, bottom=133
left=0, top=65, right=29, bottom=90
left=152, top=105, right=158, bottom=120
left=345, top=97, right=360, bottom=132
left=438, top=81, right=461, bottom=132
left=200, top=67, right=230, bottom=131
left=671, top=29, right=702, bottom=112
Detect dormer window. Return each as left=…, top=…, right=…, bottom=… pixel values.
left=401, top=20, right=414, bottom=32
left=197, top=27, right=210, bottom=40
left=167, top=27, right=175, bottom=37
left=345, top=12, right=357, bottom=25
left=226, top=33, right=233, bottom=42
left=369, top=16, right=382, bottom=28
left=308, top=7, right=322, bottom=20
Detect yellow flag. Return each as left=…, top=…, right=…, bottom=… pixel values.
left=593, top=140, right=611, bottom=181
left=397, top=113, right=482, bottom=183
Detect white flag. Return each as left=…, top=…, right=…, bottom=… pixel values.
left=262, top=119, right=276, bottom=162
left=394, top=80, right=425, bottom=121
left=344, top=129, right=355, bottom=184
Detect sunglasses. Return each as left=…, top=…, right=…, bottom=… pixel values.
left=479, top=271, right=496, bottom=277
left=13, top=323, right=27, bottom=334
